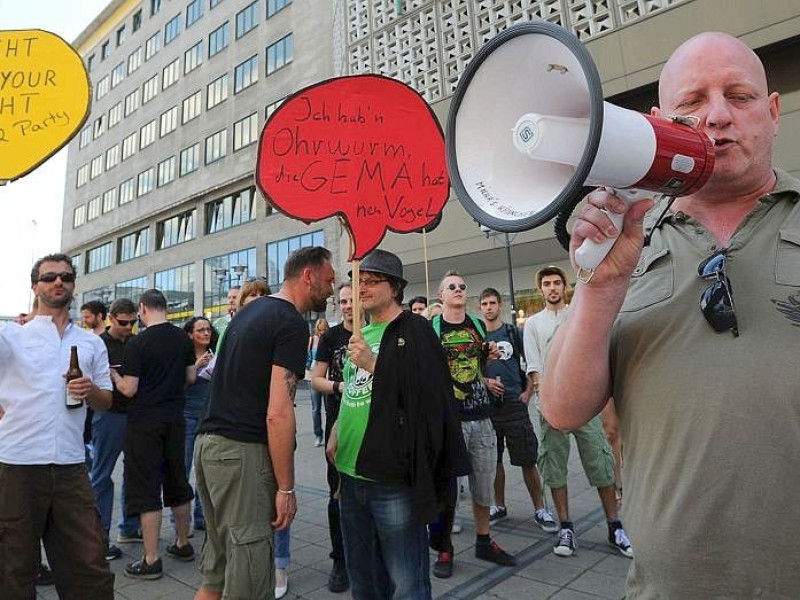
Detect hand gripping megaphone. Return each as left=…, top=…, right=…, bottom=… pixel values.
left=446, top=21, right=714, bottom=271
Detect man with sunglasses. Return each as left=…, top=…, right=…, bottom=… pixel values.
left=91, top=298, right=142, bottom=561
left=0, top=253, right=114, bottom=598
left=541, top=33, right=800, bottom=597
left=430, top=271, right=516, bottom=578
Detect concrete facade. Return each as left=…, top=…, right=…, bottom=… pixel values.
left=62, top=0, right=800, bottom=323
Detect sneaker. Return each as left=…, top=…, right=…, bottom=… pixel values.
left=36, top=563, right=54, bottom=586
left=534, top=508, right=559, bottom=533
left=117, top=530, right=143, bottom=544
left=475, top=540, right=516, bottom=566
left=451, top=518, right=462, bottom=534
left=315, top=436, right=324, bottom=447
left=327, top=560, right=349, bottom=593
left=608, top=526, right=634, bottom=558
left=553, top=527, right=577, bottom=557
left=433, top=551, right=453, bottom=578
left=105, top=544, right=122, bottom=561
left=124, top=556, right=163, bottom=580
left=275, top=567, right=288, bottom=599
left=489, top=505, right=508, bottom=522
left=166, top=541, right=195, bottom=562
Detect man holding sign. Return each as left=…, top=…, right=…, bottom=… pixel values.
left=328, top=249, right=469, bottom=599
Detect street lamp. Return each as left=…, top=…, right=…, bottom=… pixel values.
left=94, top=288, right=113, bottom=307
left=212, top=264, right=247, bottom=291
left=480, top=226, right=517, bottom=322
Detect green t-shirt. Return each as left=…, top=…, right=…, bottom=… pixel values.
left=334, top=321, right=388, bottom=478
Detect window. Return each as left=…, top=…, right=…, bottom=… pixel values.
left=142, top=74, right=158, bottom=103
left=76, top=164, right=89, bottom=187
left=87, top=242, right=114, bottom=272
left=266, top=230, right=324, bottom=288
left=93, top=115, right=104, bottom=139
left=96, top=75, right=109, bottom=99
left=267, top=0, right=291, bottom=18
left=157, top=210, right=195, bottom=249
left=132, top=9, right=142, bottom=32
left=122, top=132, right=137, bottom=160
left=101, top=41, right=110, bottom=60
left=103, top=188, right=117, bottom=213
left=145, top=32, right=160, bottom=60
left=88, top=196, right=101, bottom=220
left=157, top=156, right=175, bottom=186
left=233, top=112, right=258, bottom=151
left=206, top=73, right=228, bottom=109
left=210, top=0, right=223, bottom=8
left=205, top=129, right=227, bottom=164
left=124, top=88, right=140, bottom=116
left=184, top=40, right=203, bottom=74
left=186, top=0, right=203, bottom=27
left=155, top=264, right=195, bottom=320
left=87, top=54, right=95, bottom=72
left=165, top=15, right=181, bottom=44
left=266, top=33, right=293, bottom=75
left=111, top=62, right=125, bottom=88
left=160, top=106, right=178, bottom=137
left=208, top=22, right=229, bottom=57
left=105, top=144, right=120, bottom=169
left=236, top=2, right=258, bottom=38
left=150, top=0, right=161, bottom=16
left=140, top=119, right=157, bottom=148
left=119, top=229, right=150, bottom=262
left=73, top=205, right=86, bottom=228
left=206, top=186, right=256, bottom=234
left=108, top=102, right=123, bottom=128
left=79, top=125, right=92, bottom=148
left=234, top=55, right=258, bottom=93
left=120, top=177, right=136, bottom=204
left=72, top=254, right=83, bottom=275
left=180, top=143, right=200, bottom=176
left=137, top=168, right=155, bottom=196
left=116, top=25, right=126, bottom=46
left=182, top=90, right=202, bottom=123
left=203, top=248, right=255, bottom=316
left=90, top=155, right=103, bottom=179
left=162, top=58, right=180, bottom=89
left=127, top=47, right=142, bottom=73
left=115, top=276, right=148, bottom=305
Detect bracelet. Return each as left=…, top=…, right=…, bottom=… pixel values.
left=278, top=489, right=295, bottom=495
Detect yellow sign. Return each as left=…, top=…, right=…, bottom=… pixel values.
left=0, top=30, right=91, bottom=183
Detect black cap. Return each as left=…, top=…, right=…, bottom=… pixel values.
left=349, top=249, right=406, bottom=285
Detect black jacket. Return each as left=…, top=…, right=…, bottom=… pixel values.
left=355, top=311, right=471, bottom=523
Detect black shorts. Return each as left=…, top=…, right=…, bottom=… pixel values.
left=492, top=407, right=538, bottom=468
left=124, top=419, right=193, bottom=516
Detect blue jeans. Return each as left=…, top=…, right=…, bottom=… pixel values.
left=184, top=413, right=205, bottom=528
left=90, top=411, right=140, bottom=538
left=310, top=388, right=323, bottom=439
left=275, top=526, right=291, bottom=569
left=340, top=475, right=431, bottom=600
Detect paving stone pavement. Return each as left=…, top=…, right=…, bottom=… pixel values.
left=38, top=386, right=630, bottom=599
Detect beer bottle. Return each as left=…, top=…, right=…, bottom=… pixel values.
left=65, top=345, right=84, bottom=409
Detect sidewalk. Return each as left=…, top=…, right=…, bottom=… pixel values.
left=39, top=387, right=629, bottom=599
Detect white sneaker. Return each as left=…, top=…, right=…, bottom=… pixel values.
left=608, top=527, right=633, bottom=558
left=534, top=508, right=559, bottom=533
left=553, top=527, right=577, bottom=557
left=275, top=567, right=288, bottom=599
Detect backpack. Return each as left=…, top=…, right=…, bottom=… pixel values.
left=431, top=314, right=486, bottom=339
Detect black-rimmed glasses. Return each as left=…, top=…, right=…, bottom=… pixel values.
left=698, top=250, right=739, bottom=337
left=447, top=283, right=467, bottom=291
left=37, top=271, right=76, bottom=283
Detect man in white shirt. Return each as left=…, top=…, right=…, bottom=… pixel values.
left=0, top=253, right=114, bottom=599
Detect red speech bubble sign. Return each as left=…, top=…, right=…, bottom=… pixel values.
left=256, top=75, right=448, bottom=259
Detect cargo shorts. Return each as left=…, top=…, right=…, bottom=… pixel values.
left=538, top=414, right=615, bottom=489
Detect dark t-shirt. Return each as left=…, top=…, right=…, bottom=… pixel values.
left=485, top=324, right=529, bottom=421
left=100, top=330, right=135, bottom=413
left=316, top=323, right=352, bottom=398
left=199, top=296, right=308, bottom=444
left=439, top=316, right=493, bottom=421
left=121, top=322, right=194, bottom=422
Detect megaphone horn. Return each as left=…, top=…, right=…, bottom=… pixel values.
left=446, top=21, right=714, bottom=271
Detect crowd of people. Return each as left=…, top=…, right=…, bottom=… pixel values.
left=0, top=30, right=797, bottom=600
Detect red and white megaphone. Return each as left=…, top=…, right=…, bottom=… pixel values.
left=446, top=21, right=714, bottom=270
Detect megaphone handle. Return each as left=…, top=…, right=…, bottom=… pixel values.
left=574, top=188, right=650, bottom=272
